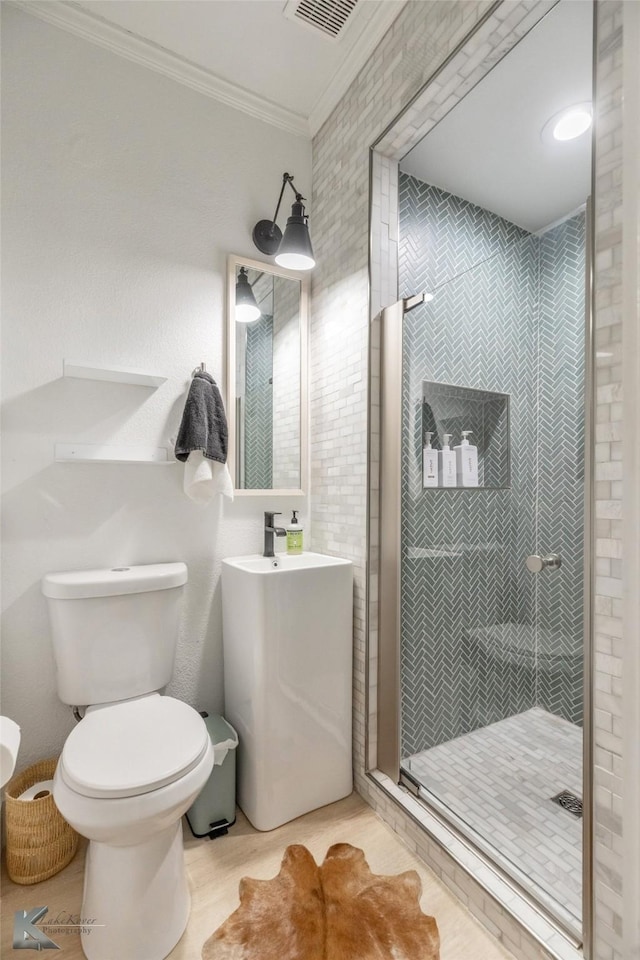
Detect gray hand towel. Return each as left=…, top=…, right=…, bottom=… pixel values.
left=175, top=371, right=228, bottom=464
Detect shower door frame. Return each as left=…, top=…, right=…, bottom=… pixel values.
left=365, top=0, right=595, bottom=955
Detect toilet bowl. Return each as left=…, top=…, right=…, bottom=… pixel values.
left=42, top=562, right=214, bottom=960
left=53, top=694, right=214, bottom=960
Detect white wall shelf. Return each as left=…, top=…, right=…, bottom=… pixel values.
left=55, top=443, right=175, bottom=464
left=63, top=360, right=167, bottom=388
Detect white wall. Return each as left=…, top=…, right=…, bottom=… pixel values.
left=0, top=6, right=311, bottom=771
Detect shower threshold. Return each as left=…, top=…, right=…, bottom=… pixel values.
left=401, top=708, right=582, bottom=939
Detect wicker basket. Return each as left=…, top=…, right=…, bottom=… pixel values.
left=5, top=757, right=79, bottom=884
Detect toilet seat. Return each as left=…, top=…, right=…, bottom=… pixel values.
left=60, top=695, right=210, bottom=799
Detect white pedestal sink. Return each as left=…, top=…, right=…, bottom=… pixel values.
left=222, top=552, right=353, bottom=831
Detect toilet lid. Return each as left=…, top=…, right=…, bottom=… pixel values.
left=60, top=696, right=210, bottom=799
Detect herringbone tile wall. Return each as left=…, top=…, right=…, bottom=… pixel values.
left=244, top=315, right=273, bottom=489
left=536, top=215, right=586, bottom=722
left=398, top=176, right=585, bottom=755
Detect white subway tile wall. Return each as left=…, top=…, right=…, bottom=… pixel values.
left=310, top=0, right=629, bottom=958
left=592, top=3, right=624, bottom=959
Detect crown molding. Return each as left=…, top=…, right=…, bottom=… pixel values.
left=13, top=1, right=311, bottom=139
left=308, top=0, right=407, bottom=137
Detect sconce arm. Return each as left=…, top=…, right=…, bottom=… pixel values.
left=271, top=173, right=305, bottom=227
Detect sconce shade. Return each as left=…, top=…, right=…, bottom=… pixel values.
left=235, top=267, right=261, bottom=323
left=274, top=200, right=315, bottom=271
left=252, top=173, right=315, bottom=271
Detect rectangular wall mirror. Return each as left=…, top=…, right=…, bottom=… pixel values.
left=226, top=254, right=308, bottom=495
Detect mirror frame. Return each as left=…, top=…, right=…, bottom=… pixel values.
left=226, top=254, right=309, bottom=496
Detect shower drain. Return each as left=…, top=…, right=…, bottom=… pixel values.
left=551, top=790, right=583, bottom=818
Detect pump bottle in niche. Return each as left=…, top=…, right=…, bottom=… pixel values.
left=422, top=432, right=438, bottom=488
left=454, top=430, right=479, bottom=487
left=439, top=434, right=457, bottom=487
left=286, top=510, right=303, bottom=555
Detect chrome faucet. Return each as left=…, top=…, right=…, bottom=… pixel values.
left=263, top=511, right=286, bottom=558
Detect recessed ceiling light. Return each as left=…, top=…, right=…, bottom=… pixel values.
left=541, top=102, right=592, bottom=144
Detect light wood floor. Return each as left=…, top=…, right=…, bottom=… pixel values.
left=1, top=793, right=515, bottom=960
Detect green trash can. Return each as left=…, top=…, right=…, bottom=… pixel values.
left=186, top=714, right=238, bottom=839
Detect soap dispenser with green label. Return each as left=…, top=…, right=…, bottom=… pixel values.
left=286, top=510, right=304, bottom=555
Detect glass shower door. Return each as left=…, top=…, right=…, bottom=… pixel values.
left=396, top=213, right=586, bottom=935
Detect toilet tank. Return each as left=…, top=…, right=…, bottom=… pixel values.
left=42, top=563, right=188, bottom=706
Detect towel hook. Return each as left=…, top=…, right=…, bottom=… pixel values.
left=192, top=362, right=207, bottom=377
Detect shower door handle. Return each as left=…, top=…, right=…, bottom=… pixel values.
left=526, top=553, right=561, bottom=573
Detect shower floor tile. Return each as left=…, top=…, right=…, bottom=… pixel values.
left=403, top=707, right=582, bottom=932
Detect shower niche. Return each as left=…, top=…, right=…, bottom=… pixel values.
left=421, top=381, right=510, bottom=489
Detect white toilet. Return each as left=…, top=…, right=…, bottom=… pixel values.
left=41, top=562, right=214, bottom=960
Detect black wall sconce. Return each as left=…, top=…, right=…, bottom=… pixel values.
left=235, top=266, right=261, bottom=323
left=252, top=172, right=315, bottom=271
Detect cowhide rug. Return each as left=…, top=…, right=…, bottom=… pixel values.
left=202, top=842, right=440, bottom=960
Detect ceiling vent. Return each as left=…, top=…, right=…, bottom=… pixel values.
left=284, top=0, right=360, bottom=40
